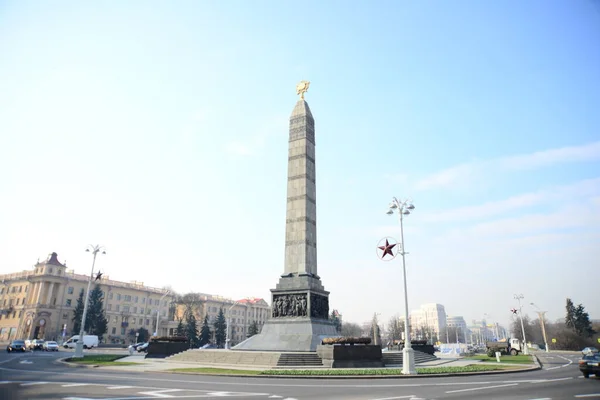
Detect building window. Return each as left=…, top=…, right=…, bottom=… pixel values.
left=134, top=296, right=138, bottom=303
left=121, top=327, right=126, bottom=335
left=66, top=299, right=72, bottom=306
left=142, top=298, right=146, bottom=304
left=140, top=308, right=144, bottom=314
left=67, top=287, right=74, bottom=294
left=117, top=294, right=121, bottom=301
left=25, top=286, right=28, bottom=292
left=63, top=313, right=68, bottom=319
left=124, top=295, right=131, bottom=302
left=19, top=286, right=22, bottom=293
left=145, top=319, right=150, bottom=326
left=109, top=292, right=113, bottom=300
left=48, top=268, right=53, bottom=274
left=123, top=306, right=130, bottom=313
left=139, top=318, right=143, bottom=325
left=133, top=307, right=137, bottom=314
left=108, top=304, right=112, bottom=311
left=116, top=305, right=120, bottom=312
left=18, top=311, right=22, bottom=318
left=112, top=327, right=116, bottom=334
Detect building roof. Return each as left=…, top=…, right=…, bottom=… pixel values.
left=43, top=252, right=66, bottom=267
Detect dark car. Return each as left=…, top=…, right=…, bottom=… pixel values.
left=136, top=342, right=149, bottom=353
left=579, top=352, right=600, bottom=378
left=7, top=340, right=27, bottom=352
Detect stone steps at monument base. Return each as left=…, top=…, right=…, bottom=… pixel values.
left=382, top=350, right=439, bottom=366
left=166, top=349, right=282, bottom=367
left=276, top=353, right=324, bottom=367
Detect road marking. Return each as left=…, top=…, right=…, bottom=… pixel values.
left=527, top=398, right=552, bottom=400
left=575, top=395, right=600, bottom=398
left=19, top=360, right=33, bottom=364
left=107, top=386, right=134, bottom=389
left=368, top=396, right=417, bottom=400
left=138, top=389, right=183, bottom=398
left=62, top=383, right=90, bottom=387
left=20, top=381, right=48, bottom=386
left=268, top=397, right=283, bottom=399
left=446, top=383, right=519, bottom=394
left=63, top=398, right=95, bottom=400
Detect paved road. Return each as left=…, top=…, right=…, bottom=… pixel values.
left=0, top=350, right=598, bottom=399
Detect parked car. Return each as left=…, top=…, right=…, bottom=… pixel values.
left=29, top=339, right=45, bottom=350
left=582, top=347, right=599, bottom=356
left=43, top=341, right=59, bottom=351
left=7, top=340, right=27, bottom=352
left=136, top=342, right=149, bottom=353
left=63, top=335, right=99, bottom=349
left=579, top=352, right=600, bottom=378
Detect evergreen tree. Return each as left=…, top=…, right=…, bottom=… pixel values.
left=87, top=285, right=108, bottom=337
left=247, top=320, right=260, bottom=337
left=214, top=308, right=227, bottom=348
left=137, top=327, right=149, bottom=343
left=199, top=315, right=211, bottom=346
left=175, top=318, right=185, bottom=337
left=329, top=310, right=342, bottom=333
left=185, top=312, right=199, bottom=348
left=574, top=304, right=595, bottom=338
left=566, top=298, right=577, bottom=330
left=71, top=289, right=85, bottom=334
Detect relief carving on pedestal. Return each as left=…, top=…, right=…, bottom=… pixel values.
left=272, top=293, right=308, bottom=318
left=310, top=293, right=329, bottom=319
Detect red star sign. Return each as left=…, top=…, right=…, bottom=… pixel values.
left=378, top=239, right=397, bottom=259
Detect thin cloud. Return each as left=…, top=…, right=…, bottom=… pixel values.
left=423, top=177, right=600, bottom=223
left=415, top=141, right=600, bottom=191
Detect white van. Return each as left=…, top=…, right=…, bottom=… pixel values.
left=63, top=335, right=99, bottom=349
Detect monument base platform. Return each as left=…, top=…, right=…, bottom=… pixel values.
left=232, top=317, right=338, bottom=352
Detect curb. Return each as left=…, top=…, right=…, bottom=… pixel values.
left=56, top=357, right=100, bottom=368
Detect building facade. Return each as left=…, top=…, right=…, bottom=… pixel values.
left=170, top=295, right=270, bottom=346
left=410, top=303, right=447, bottom=341
left=0, top=252, right=173, bottom=344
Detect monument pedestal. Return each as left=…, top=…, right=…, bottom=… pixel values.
left=233, top=275, right=338, bottom=352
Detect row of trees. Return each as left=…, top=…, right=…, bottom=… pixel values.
left=174, top=294, right=262, bottom=348
left=510, top=298, right=597, bottom=350
left=332, top=298, right=598, bottom=351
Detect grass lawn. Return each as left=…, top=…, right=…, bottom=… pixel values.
left=65, top=354, right=140, bottom=366
left=464, top=354, right=534, bottom=364
left=167, top=365, right=520, bottom=376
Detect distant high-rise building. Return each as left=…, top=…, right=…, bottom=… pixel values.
left=409, top=303, right=447, bottom=341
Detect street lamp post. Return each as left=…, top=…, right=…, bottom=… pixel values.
left=386, top=197, right=417, bottom=375
left=514, top=294, right=529, bottom=355
left=531, top=302, right=550, bottom=352
left=73, top=245, right=106, bottom=358
left=154, top=290, right=171, bottom=337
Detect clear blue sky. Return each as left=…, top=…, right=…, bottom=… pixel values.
left=1, top=1, right=599, bottom=330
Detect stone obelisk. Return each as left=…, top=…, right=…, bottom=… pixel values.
left=233, top=81, right=337, bottom=352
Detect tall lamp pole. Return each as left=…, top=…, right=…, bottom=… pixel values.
left=73, top=245, right=106, bottom=358
left=154, top=290, right=171, bottom=337
left=386, top=197, right=417, bottom=375
left=514, top=294, right=529, bottom=355
left=530, top=302, right=550, bottom=352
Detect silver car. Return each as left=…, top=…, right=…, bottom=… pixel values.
left=43, top=341, right=59, bottom=351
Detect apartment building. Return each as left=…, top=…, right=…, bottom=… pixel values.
left=0, top=252, right=173, bottom=344
left=409, top=303, right=447, bottom=341
left=170, top=295, right=270, bottom=346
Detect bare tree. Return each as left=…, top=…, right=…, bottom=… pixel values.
left=340, top=322, right=362, bottom=337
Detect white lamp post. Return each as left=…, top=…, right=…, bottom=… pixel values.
left=386, top=197, right=417, bottom=375
left=530, top=302, right=550, bottom=352
left=73, top=245, right=106, bottom=358
left=514, top=294, right=529, bottom=355
left=154, top=290, right=171, bottom=337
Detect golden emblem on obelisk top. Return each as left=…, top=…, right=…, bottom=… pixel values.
left=296, top=80, right=310, bottom=100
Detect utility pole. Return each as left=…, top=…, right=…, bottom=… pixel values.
left=514, top=294, right=529, bottom=355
